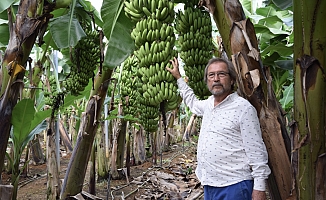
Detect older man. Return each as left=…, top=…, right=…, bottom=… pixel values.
left=166, top=57, right=271, bottom=200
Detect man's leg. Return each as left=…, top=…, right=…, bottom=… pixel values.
left=203, top=180, right=254, bottom=200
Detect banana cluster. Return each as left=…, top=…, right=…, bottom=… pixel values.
left=124, top=0, right=174, bottom=23
left=175, top=3, right=213, bottom=99
left=124, top=0, right=181, bottom=132
left=137, top=104, right=160, bottom=132
left=120, top=56, right=139, bottom=118
left=120, top=56, right=138, bottom=97
left=118, top=55, right=162, bottom=132
left=132, top=20, right=175, bottom=50
left=44, top=75, right=57, bottom=106
left=62, top=29, right=100, bottom=96
left=43, top=74, right=65, bottom=115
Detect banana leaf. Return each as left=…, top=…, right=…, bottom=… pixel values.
left=11, top=99, right=51, bottom=150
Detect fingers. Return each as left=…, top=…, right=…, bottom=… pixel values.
left=166, top=57, right=182, bottom=79
left=169, top=57, right=178, bottom=69
left=167, top=57, right=177, bottom=70
left=165, top=66, right=172, bottom=72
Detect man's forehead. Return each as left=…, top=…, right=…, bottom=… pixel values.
left=208, top=62, right=228, bottom=70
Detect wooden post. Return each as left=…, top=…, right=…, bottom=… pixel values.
left=0, top=185, right=14, bottom=200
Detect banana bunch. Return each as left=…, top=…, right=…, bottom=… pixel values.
left=186, top=66, right=209, bottom=97
left=142, top=81, right=179, bottom=105
left=175, top=3, right=213, bottom=99
left=43, top=74, right=65, bottom=115
left=179, top=47, right=212, bottom=65
left=134, top=83, right=160, bottom=133
left=138, top=104, right=160, bottom=132
left=62, top=29, right=100, bottom=96
left=124, top=0, right=174, bottom=23
left=178, top=32, right=212, bottom=52
left=175, top=6, right=212, bottom=35
left=131, top=19, right=175, bottom=49
left=120, top=56, right=138, bottom=97
left=125, top=0, right=181, bottom=132
left=44, top=75, right=57, bottom=106
left=123, top=88, right=140, bottom=118
left=124, top=0, right=180, bottom=132
left=137, top=62, right=174, bottom=84
left=120, top=56, right=140, bottom=118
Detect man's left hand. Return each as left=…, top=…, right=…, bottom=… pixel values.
left=252, top=190, right=266, bottom=200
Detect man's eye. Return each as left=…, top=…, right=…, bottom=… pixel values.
left=219, top=72, right=226, bottom=77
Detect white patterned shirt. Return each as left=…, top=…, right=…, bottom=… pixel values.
left=177, top=78, right=271, bottom=191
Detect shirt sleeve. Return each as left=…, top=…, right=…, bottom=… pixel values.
left=177, top=78, right=206, bottom=116
left=239, top=105, right=271, bottom=191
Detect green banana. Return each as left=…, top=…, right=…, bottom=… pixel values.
left=150, top=0, right=157, bottom=13
left=160, top=7, right=169, bottom=20
left=142, top=7, right=152, bottom=17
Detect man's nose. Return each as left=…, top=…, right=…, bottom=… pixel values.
left=212, top=74, right=220, bottom=81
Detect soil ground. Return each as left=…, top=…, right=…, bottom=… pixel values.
left=2, top=141, right=203, bottom=200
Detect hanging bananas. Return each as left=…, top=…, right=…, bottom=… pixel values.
left=120, top=55, right=139, bottom=118
left=175, top=1, right=213, bottom=99
left=44, top=75, right=57, bottom=106
left=124, top=0, right=181, bottom=132
left=62, top=28, right=101, bottom=96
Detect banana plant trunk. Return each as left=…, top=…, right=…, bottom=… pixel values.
left=133, top=128, right=146, bottom=165
left=89, top=142, right=96, bottom=195
left=47, top=121, right=61, bottom=200
left=60, top=69, right=113, bottom=199
left=59, top=120, right=73, bottom=153
left=110, top=104, right=127, bottom=179
left=96, top=121, right=110, bottom=180
left=0, top=0, right=54, bottom=177
left=110, top=118, right=121, bottom=179
left=30, top=135, right=45, bottom=165
left=211, top=0, right=292, bottom=199
left=117, top=117, right=127, bottom=169
left=126, top=123, right=131, bottom=176
left=293, top=0, right=326, bottom=199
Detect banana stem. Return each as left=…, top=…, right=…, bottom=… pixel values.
left=46, top=54, right=62, bottom=93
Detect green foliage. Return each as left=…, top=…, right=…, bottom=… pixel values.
left=101, top=0, right=135, bottom=69
left=0, top=23, right=9, bottom=50
left=0, top=0, right=15, bottom=13
left=78, top=0, right=103, bottom=27
left=11, top=99, right=51, bottom=148
left=8, top=99, right=49, bottom=199
left=63, top=83, right=91, bottom=107
left=0, top=3, right=17, bottom=49
left=279, top=82, right=293, bottom=112
left=0, top=1, right=142, bottom=197
left=49, top=14, right=87, bottom=49
left=270, top=0, right=292, bottom=10
left=242, top=1, right=294, bottom=111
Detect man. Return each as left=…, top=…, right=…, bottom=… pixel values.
left=166, top=57, right=271, bottom=200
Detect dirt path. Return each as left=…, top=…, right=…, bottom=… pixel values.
left=3, top=141, right=203, bottom=200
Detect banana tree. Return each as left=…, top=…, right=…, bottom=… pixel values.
left=0, top=0, right=71, bottom=179
left=0, top=0, right=133, bottom=197
left=293, top=0, right=326, bottom=199
left=60, top=0, right=135, bottom=197
left=7, top=99, right=50, bottom=200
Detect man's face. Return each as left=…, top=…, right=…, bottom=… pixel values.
left=206, top=62, right=233, bottom=96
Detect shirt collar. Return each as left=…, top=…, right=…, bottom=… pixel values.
left=210, top=92, right=239, bottom=107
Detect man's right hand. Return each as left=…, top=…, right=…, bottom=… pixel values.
left=166, top=57, right=182, bottom=79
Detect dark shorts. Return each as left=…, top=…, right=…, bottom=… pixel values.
left=203, top=180, right=254, bottom=200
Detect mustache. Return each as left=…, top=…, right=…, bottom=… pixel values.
left=212, top=83, right=223, bottom=87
